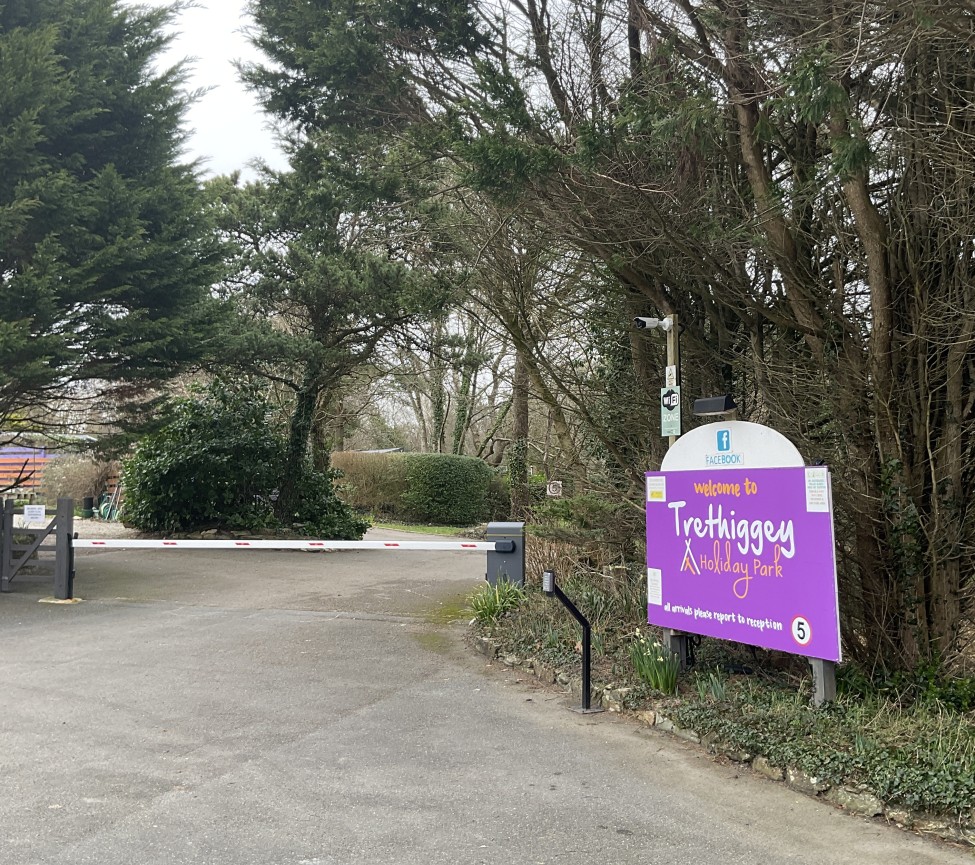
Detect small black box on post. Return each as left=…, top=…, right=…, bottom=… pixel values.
left=485, top=521, right=525, bottom=587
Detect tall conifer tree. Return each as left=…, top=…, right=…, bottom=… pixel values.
left=0, top=0, right=224, bottom=431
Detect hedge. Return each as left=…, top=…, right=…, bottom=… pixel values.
left=400, top=453, right=493, bottom=525
left=333, top=451, right=503, bottom=525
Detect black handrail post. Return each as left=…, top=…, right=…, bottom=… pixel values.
left=542, top=569, right=603, bottom=714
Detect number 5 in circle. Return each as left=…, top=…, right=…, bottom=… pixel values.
left=791, top=615, right=812, bottom=647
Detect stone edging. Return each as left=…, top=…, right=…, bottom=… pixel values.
left=471, top=636, right=975, bottom=849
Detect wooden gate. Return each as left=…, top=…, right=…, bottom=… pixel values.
left=0, top=498, right=75, bottom=599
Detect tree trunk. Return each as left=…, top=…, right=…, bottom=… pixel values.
left=508, top=349, right=531, bottom=517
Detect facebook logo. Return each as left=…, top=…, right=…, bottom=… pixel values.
left=717, top=429, right=731, bottom=452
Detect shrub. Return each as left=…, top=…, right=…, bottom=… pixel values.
left=469, top=580, right=525, bottom=627
left=40, top=455, right=119, bottom=503
left=123, top=382, right=367, bottom=538
left=123, top=383, right=281, bottom=533
left=400, top=453, right=493, bottom=526
left=532, top=493, right=640, bottom=544
left=485, top=473, right=512, bottom=521
left=332, top=450, right=497, bottom=526
left=285, top=465, right=370, bottom=539
left=331, top=451, right=408, bottom=517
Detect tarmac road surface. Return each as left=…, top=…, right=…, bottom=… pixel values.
left=0, top=529, right=967, bottom=864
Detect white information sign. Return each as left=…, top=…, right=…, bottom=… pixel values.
left=804, top=466, right=830, bottom=512
left=22, top=505, right=47, bottom=524
left=546, top=481, right=564, bottom=498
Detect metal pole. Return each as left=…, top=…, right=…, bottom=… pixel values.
left=666, top=313, right=679, bottom=449
left=54, top=498, right=74, bottom=600
left=663, top=315, right=691, bottom=652
left=1, top=499, right=13, bottom=592
left=543, top=570, right=603, bottom=714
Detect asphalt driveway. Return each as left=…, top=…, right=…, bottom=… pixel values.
left=0, top=530, right=966, bottom=864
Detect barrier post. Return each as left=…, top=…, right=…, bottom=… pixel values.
left=484, top=522, right=525, bottom=587
left=1, top=499, right=13, bottom=592
left=54, top=498, right=74, bottom=600
left=542, top=569, right=603, bottom=713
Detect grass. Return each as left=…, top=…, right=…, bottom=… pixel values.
left=372, top=520, right=472, bottom=536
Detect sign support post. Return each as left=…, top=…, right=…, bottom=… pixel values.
left=661, top=628, right=689, bottom=669
left=662, top=313, right=685, bottom=658
left=809, top=658, right=836, bottom=706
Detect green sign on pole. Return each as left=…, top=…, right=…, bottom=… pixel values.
left=660, top=386, right=681, bottom=437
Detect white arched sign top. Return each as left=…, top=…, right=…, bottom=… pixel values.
left=660, top=421, right=804, bottom=471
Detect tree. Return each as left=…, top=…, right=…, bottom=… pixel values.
left=612, top=1, right=975, bottom=671
left=244, top=0, right=975, bottom=672
left=0, top=0, right=224, bottom=435
left=209, top=154, right=441, bottom=522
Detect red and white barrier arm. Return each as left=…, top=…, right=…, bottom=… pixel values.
left=72, top=538, right=499, bottom=552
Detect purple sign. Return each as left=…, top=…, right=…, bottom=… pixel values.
left=645, top=466, right=841, bottom=661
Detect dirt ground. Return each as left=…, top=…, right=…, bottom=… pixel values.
left=72, top=517, right=142, bottom=538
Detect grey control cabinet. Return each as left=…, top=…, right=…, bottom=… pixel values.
left=485, top=521, right=525, bottom=587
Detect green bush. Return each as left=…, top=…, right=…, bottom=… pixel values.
left=123, top=382, right=366, bottom=538
left=123, top=383, right=281, bottom=533
left=285, top=465, right=370, bottom=539
left=400, top=453, right=493, bottom=526
left=485, top=473, right=512, bottom=521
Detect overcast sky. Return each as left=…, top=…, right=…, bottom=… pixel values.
left=136, top=0, right=289, bottom=178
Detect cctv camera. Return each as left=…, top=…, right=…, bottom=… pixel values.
left=633, top=316, right=672, bottom=331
